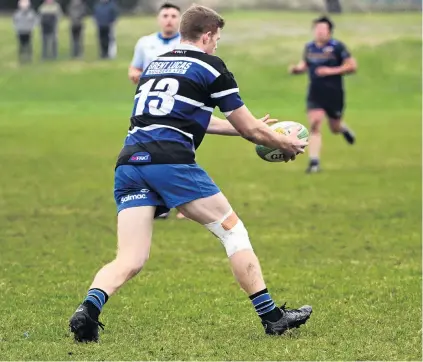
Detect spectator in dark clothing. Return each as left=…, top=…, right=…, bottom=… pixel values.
left=38, top=0, right=63, bottom=60
left=93, top=0, right=119, bottom=59
left=13, top=0, right=38, bottom=63
left=67, top=0, right=87, bottom=58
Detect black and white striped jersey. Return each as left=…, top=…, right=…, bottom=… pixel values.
left=116, top=44, right=244, bottom=167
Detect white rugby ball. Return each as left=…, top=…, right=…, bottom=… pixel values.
left=255, top=121, right=309, bottom=162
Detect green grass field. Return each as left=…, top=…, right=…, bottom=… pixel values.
left=0, top=11, right=421, bottom=361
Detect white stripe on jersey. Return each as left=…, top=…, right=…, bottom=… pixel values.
left=174, top=95, right=213, bottom=113
left=174, top=94, right=203, bottom=107
left=128, top=124, right=194, bottom=140
left=133, top=93, right=213, bottom=112
left=156, top=56, right=221, bottom=78
left=211, top=88, right=240, bottom=99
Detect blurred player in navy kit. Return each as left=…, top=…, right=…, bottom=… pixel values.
left=290, top=16, right=357, bottom=173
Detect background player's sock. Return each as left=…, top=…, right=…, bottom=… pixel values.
left=83, top=288, right=109, bottom=318
left=306, top=158, right=320, bottom=174
left=249, top=288, right=282, bottom=322
left=310, top=158, right=320, bottom=166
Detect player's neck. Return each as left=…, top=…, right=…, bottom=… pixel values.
left=179, top=40, right=206, bottom=53
left=159, top=31, right=179, bottom=40
left=315, top=38, right=331, bottom=47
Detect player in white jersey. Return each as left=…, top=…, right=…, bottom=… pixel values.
left=128, top=3, right=181, bottom=85
left=128, top=3, right=183, bottom=219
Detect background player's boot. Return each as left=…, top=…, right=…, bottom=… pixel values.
left=69, top=304, right=104, bottom=343
left=306, top=159, right=321, bottom=174
left=342, top=128, right=356, bottom=145
left=262, top=303, right=312, bottom=335
left=157, top=212, right=170, bottom=219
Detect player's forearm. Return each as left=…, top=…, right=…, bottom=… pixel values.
left=206, top=116, right=240, bottom=136
left=332, top=59, right=357, bottom=75
left=246, top=124, right=290, bottom=149
left=227, top=106, right=288, bottom=149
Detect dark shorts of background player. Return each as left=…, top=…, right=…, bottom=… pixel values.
left=307, top=93, right=345, bottom=120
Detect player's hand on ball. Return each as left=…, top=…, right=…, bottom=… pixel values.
left=315, top=66, right=333, bottom=77
left=255, top=121, right=309, bottom=163
left=282, top=126, right=308, bottom=162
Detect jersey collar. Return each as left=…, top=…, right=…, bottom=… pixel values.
left=174, top=43, right=205, bottom=53
left=157, top=32, right=180, bottom=44
left=313, top=38, right=333, bottom=48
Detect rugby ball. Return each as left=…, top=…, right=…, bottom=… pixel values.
left=255, top=121, right=309, bottom=162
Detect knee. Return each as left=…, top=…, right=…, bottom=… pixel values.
left=329, top=121, right=342, bottom=134
left=205, top=210, right=253, bottom=257
left=310, top=120, right=321, bottom=134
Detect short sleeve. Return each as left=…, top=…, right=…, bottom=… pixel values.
left=337, top=42, right=351, bottom=61
left=208, top=63, right=244, bottom=116
left=131, top=38, right=145, bottom=70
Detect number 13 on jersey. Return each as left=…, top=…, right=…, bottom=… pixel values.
left=133, top=78, right=180, bottom=117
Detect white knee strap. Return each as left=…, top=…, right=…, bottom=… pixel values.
left=205, top=209, right=253, bottom=257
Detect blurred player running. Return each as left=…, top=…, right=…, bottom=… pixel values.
left=289, top=16, right=357, bottom=173
left=69, top=5, right=312, bottom=342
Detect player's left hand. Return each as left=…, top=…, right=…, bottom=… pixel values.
left=260, top=114, right=278, bottom=125
left=315, top=67, right=334, bottom=77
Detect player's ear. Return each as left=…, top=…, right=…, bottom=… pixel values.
left=203, top=31, right=212, bottom=44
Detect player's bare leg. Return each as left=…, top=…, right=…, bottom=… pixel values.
left=306, top=109, right=325, bottom=173
left=329, top=118, right=356, bottom=145
left=176, top=211, right=186, bottom=219
left=69, top=206, right=155, bottom=342
left=177, top=193, right=312, bottom=335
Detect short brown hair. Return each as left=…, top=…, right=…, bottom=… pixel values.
left=180, top=5, right=225, bottom=41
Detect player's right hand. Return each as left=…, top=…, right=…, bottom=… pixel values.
left=128, top=67, right=142, bottom=84
left=280, top=126, right=308, bottom=162
left=289, top=65, right=304, bottom=75
left=288, top=65, right=297, bottom=74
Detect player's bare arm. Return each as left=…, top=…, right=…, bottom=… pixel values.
left=206, top=114, right=275, bottom=136
left=289, top=60, right=308, bottom=74
left=315, top=56, right=357, bottom=77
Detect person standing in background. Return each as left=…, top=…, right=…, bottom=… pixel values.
left=107, top=0, right=119, bottom=59
left=38, top=0, right=63, bottom=60
left=67, top=0, right=87, bottom=58
left=13, top=0, right=38, bottom=63
left=93, top=0, right=119, bottom=59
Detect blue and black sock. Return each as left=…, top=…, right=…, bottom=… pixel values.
left=82, top=288, right=109, bottom=319
left=249, top=288, right=282, bottom=322
left=309, top=157, right=320, bottom=166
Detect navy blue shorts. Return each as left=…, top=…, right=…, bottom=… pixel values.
left=114, top=164, right=220, bottom=218
left=307, top=95, right=344, bottom=120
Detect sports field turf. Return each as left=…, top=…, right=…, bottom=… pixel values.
left=0, top=11, right=421, bottom=361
